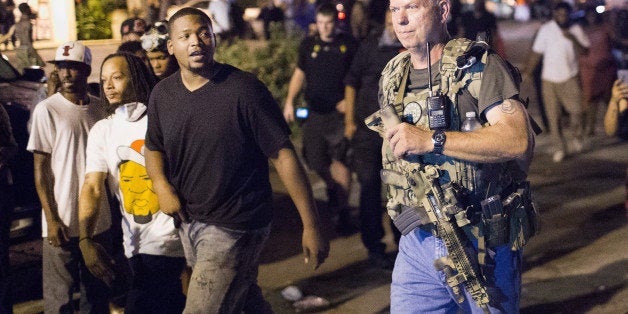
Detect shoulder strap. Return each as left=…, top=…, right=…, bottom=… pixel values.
left=440, top=38, right=487, bottom=100
left=380, top=50, right=412, bottom=117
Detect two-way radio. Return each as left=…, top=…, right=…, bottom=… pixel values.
left=426, top=41, right=450, bottom=130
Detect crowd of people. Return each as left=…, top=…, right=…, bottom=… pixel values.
left=0, top=0, right=626, bottom=313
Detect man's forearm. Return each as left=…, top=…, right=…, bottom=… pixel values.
left=344, top=86, right=357, bottom=133
left=389, top=100, right=532, bottom=163
left=78, top=173, right=106, bottom=240
left=33, top=152, right=60, bottom=224
left=604, top=98, right=624, bottom=136
left=271, top=148, right=321, bottom=229
left=146, top=149, right=170, bottom=187
left=145, top=148, right=178, bottom=199
left=523, top=52, right=541, bottom=77
left=286, top=68, right=305, bottom=104
left=443, top=100, right=532, bottom=162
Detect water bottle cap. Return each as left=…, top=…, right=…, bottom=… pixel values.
left=465, top=111, right=477, bottom=118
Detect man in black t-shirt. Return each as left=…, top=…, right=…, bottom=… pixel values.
left=145, top=8, right=328, bottom=313
left=283, top=3, right=358, bottom=235
left=343, top=10, right=404, bottom=269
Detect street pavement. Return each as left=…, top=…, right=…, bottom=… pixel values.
left=5, top=19, right=628, bottom=314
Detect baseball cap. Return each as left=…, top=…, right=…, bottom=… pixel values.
left=141, top=21, right=169, bottom=52
left=121, top=18, right=147, bottom=38
left=48, top=41, right=92, bottom=67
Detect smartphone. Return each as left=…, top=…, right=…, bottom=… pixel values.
left=619, top=69, right=628, bottom=84
left=295, top=107, right=309, bottom=119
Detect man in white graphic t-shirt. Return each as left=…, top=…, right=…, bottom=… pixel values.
left=78, top=53, right=186, bottom=313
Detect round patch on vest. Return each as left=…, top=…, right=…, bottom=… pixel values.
left=403, top=102, right=422, bottom=124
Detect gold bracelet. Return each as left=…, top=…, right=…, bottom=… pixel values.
left=79, top=237, right=92, bottom=243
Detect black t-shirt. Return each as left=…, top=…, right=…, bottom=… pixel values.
left=297, top=34, right=358, bottom=114
left=145, top=63, right=292, bottom=229
left=344, top=30, right=404, bottom=126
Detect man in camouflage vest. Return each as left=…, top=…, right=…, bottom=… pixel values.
left=370, top=0, right=537, bottom=312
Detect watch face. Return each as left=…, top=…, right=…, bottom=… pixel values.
left=433, top=131, right=446, bottom=143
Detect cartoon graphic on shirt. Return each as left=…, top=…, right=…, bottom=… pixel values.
left=117, top=139, right=159, bottom=224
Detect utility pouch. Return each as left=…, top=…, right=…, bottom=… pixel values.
left=481, top=195, right=509, bottom=248
left=504, top=182, right=539, bottom=250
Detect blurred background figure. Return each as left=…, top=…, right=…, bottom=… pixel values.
left=208, top=0, right=232, bottom=42
left=287, top=0, right=316, bottom=35
left=367, top=0, right=388, bottom=32
left=120, top=17, right=147, bottom=42
left=458, top=0, right=506, bottom=58
left=350, top=0, right=368, bottom=41
left=604, top=79, right=628, bottom=140
left=0, top=2, right=45, bottom=73
left=343, top=10, right=402, bottom=269
left=578, top=7, right=616, bottom=137
left=603, top=79, right=628, bottom=215
left=141, top=21, right=179, bottom=80
left=146, top=0, right=161, bottom=25
left=608, top=7, right=628, bottom=69
left=258, top=0, right=285, bottom=39
left=447, top=0, right=461, bottom=38
left=524, top=2, right=590, bottom=163
left=0, top=0, right=16, bottom=51
left=283, top=3, right=358, bottom=235
left=117, top=41, right=150, bottom=69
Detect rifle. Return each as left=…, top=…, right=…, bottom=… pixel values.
left=419, top=165, right=490, bottom=313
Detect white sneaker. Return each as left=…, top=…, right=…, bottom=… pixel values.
left=552, top=150, right=565, bottom=163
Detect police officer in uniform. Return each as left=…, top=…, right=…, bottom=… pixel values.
left=368, top=0, right=537, bottom=312
left=284, top=3, right=358, bottom=234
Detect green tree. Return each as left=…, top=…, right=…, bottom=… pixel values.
left=76, top=0, right=125, bottom=40
left=215, top=23, right=303, bottom=106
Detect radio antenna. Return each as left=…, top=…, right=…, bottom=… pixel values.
left=427, top=41, right=433, bottom=97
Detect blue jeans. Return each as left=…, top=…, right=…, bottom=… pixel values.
left=179, top=221, right=273, bottom=314
left=391, top=228, right=522, bottom=314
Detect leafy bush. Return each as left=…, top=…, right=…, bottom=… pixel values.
left=215, top=23, right=304, bottom=107
left=76, top=0, right=125, bottom=40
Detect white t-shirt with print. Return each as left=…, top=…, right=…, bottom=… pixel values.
left=532, top=20, right=590, bottom=83
left=85, top=103, right=183, bottom=258
left=27, top=93, right=111, bottom=238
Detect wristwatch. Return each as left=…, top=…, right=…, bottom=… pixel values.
left=432, top=130, right=446, bottom=154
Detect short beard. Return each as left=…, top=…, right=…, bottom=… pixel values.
left=189, top=59, right=214, bottom=75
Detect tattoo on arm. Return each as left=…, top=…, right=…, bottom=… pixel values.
left=500, top=100, right=517, bottom=115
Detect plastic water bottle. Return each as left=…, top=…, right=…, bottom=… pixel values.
left=461, top=111, right=482, bottom=132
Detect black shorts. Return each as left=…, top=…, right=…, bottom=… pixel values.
left=301, top=111, right=345, bottom=173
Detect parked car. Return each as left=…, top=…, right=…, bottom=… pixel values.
left=0, top=54, right=47, bottom=242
